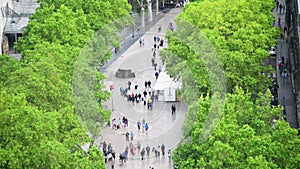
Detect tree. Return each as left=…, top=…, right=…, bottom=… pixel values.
left=173, top=88, right=300, bottom=168
left=37, top=0, right=132, bottom=31
left=1, top=0, right=133, bottom=167
left=164, top=0, right=278, bottom=94
left=0, top=55, right=21, bottom=88
left=0, top=91, right=107, bottom=169
left=4, top=58, right=72, bottom=112
left=16, top=4, right=93, bottom=52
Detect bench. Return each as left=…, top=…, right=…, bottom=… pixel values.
left=115, top=69, right=135, bottom=78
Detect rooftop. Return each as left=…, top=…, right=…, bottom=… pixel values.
left=12, top=0, right=39, bottom=16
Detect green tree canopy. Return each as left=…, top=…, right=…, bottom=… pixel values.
left=1, top=0, right=132, bottom=167
left=174, top=88, right=300, bottom=168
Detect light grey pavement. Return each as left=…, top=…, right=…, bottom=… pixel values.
left=101, top=8, right=186, bottom=169
left=100, top=8, right=170, bottom=72
left=273, top=0, right=298, bottom=128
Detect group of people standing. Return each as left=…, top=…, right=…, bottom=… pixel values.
left=123, top=80, right=155, bottom=110
left=111, top=116, right=128, bottom=130
left=276, top=0, right=285, bottom=14
left=122, top=141, right=172, bottom=163
left=136, top=119, right=150, bottom=134
left=100, top=141, right=116, bottom=169
left=101, top=137, right=173, bottom=168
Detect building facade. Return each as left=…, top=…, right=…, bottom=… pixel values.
left=0, top=0, right=13, bottom=55
left=0, top=0, right=39, bottom=55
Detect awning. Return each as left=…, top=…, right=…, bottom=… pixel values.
left=4, top=17, right=28, bottom=33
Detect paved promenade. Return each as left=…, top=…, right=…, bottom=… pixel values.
left=101, top=8, right=185, bottom=169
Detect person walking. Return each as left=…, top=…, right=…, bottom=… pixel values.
left=121, top=152, right=127, bottom=164
left=168, top=150, right=172, bottom=163
left=146, top=145, right=151, bottom=158
left=130, top=131, right=134, bottom=141
left=137, top=120, right=141, bottom=131
left=168, top=22, right=174, bottom=31
left=141, top=148, right=145, bottom=160
left=131, top=94, right=135, bottom=105
left=153, top=50, right=156, bottom=57
left=129, top=142, right=135, bottom=155
left=154, top=148, right=159, bottom=158
left=145, top=123, right=149, bottom=135
left=145, top=80, right=148, bottom=89
left=155, top=72, right=159, bottom=80
left=124, top=146, right=129, bottom=160
left=142, top=119, right=146, bottom=133
left=279, top=4, right=282, bottom=13
left=147, top=97, right=151, bottom=110
left=103, top=149, right=108, bottom=163
left=128, top=81, right=131, bottom=91
left=158, top=25, right=162, bottom=32
left=157, top=146, right=161, bottom=157
left=160, top=39, right=164, bottom=47
left=157, top=36, right=160, bottom=43
left=108, top=143, right=112, bottom=153
left=125, top=131, right=129, bottom=142
left=284, top=26, right=287, bottom=34
left=110, top=158, right=115, bottom=169
left=282, top=69, right=288, bottom=84
left=171, top=104, right=176, bottom=115
left=147, top=80, right=151, bottom=88
left=137, top=141, right=141, bottom=154
left=117, top=153, right=124, bottom=165
left=154, top=62, right=157, bottom=71
left=102, top=141, right=107, bottom=152
left=161, top=144, right=165, bottom=156
left=281, top=56, right=285, bottom=65
left=151, top=57, right=155, bottom=66
left=143, top=90, right=147, bottom=97
left=139, top=38, right=143, bottom=47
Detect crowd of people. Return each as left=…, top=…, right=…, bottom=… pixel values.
left=122, top=141, right=172, bottom=162
left=100, top=140, right=172, bottom=168
left=120, top=80, right=156, bottom=110
left=104, top=23, right=176, bottom=169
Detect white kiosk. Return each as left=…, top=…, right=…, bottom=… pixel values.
left=153, top=72, right=180, bottom=101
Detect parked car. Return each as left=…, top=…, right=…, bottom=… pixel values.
left=268, top=46, right=277, bottom=56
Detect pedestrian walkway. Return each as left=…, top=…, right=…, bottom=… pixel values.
left=101, top=8, right=185, bottom=169
left=273, top=0, right=298, bottom=128
left=99, top=9, right=170, bottom=73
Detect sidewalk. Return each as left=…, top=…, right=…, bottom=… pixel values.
left=99, top=9, right=170, bottom=73
left=100, top=8, right=185, bottom=169
left=274, top=0, right=298, bottom=128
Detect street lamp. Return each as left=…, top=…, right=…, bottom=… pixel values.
left=110, top=84, right=114, bottom=111
left=130, top=12, right=135, bottom=38
left=141, top=7, right=145, bottom=27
